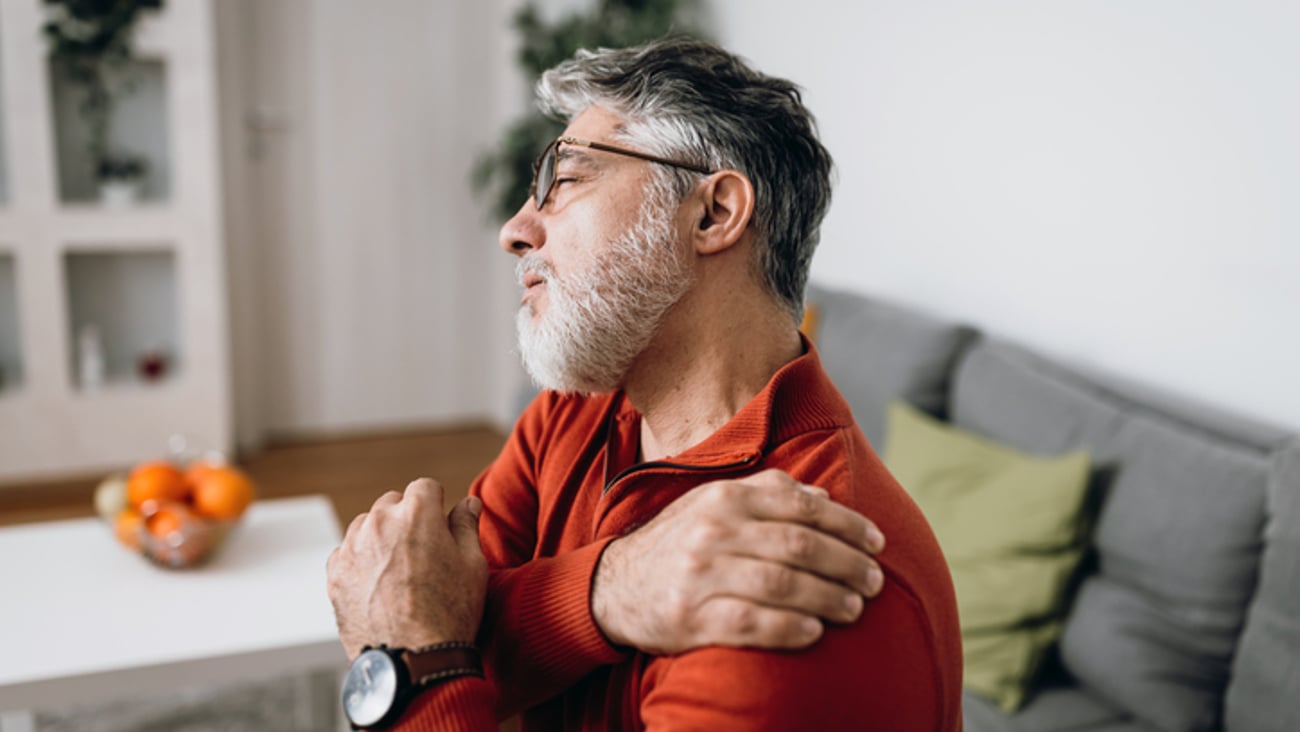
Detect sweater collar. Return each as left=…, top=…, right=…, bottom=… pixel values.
left=613, top=335, right=855, bottom=467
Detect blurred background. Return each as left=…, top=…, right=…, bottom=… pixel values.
left=0, top=0, right=1295, bottom=490
left=1, top=1, right=1296, bottom=729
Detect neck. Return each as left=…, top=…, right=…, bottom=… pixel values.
left=624, top=295, right=803, bottom=462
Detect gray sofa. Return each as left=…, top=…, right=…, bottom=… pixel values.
left=806, top=283, right=1299, bottom=732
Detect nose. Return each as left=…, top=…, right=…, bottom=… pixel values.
left=498, top=199, right=544, bottom=256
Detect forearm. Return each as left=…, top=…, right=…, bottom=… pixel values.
left=478, top=538, right=627, bottom=716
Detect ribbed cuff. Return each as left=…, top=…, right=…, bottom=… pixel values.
left=510, top=536, right=626, bottom=676
left=395, top=677, right=497, bottom=732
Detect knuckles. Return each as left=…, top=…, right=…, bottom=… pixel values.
left=759, top=564, right=796, bottom=598
left=662, top=591, right=692, bottom=627
left=752, top=468, right=795, bottom=488
left=404, top=478, right=443, bottom=506
left=719, top=600, right=758, bottom=635
left=782, top=526, right=816, bottom=562
left=789, top=487, right=820, bottom=521
left=704, top=479, right=745, bottom=506
left=684, top=517, right=726, bottom=552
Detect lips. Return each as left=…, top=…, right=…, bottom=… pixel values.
left=519, top=270, right=548, bottom=308
left=517, top=257, right=552, bottom=309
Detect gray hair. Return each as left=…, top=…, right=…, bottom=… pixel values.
left=537, top=37, right=834, bottom=321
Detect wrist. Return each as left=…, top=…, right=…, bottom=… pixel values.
left=591, top=538, right=631, bottom=648
left=341, top=642, right=484, bottom=729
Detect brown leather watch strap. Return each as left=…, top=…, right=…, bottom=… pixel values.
left=400, top=642, right=484, bottom=688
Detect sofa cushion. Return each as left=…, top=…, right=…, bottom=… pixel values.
left=1224, top=440, right=1300, bottom=732
left=950, top=340, right=1283, bottom=732
left=883, top=401, right=1093, bottom=710
left=804, top=284, right=978, bottom=450
left=964, top=687, right=1159, bottom=732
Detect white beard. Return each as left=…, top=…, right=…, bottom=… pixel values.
left=515, top=195, right=692, bottom=394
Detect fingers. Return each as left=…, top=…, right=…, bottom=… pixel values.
left=735, top=521, right=885, bottom=598
left=448, top=496, right=485, bottom=562
left=716, top=556, right=866, bottom=624
left=402, top=478, right=445, bottom=512
left=342, top=479, right=452, bottom=548
left=344, top=511, right=366, bottom=540
left=691, top=597, right=824, bottom=650
left=737, top=470, right=885, bottom=554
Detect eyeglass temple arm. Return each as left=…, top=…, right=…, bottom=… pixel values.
left=560, top=137, right=714, bottom=175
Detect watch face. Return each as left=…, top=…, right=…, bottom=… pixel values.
left=342, top=649, right=399, bottom=727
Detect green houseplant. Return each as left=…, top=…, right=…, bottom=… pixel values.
left=474, top=0, right=708, bottom=222
left=43, top=0, right=164, bottom=204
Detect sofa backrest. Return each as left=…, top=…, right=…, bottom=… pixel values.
left=947, top=339, right=1292, bottom=732
left=805, top=284, right=977, bottom=450
left=1224, top=439, right=1300, bottom=732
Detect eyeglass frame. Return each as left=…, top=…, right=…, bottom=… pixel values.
left=530, top=136, right=714, bottom=210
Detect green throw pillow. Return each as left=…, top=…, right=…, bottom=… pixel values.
left=882, top=401, right=1092, bottom=712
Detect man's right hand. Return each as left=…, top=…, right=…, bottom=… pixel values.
left=591, top=468, right=886, bottom=655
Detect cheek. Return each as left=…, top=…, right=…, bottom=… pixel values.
left=544, top=191, right=638, bottom=274
left=547, top=228, right=600, bottom=279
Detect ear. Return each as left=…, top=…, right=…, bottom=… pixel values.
left=690, top=170, right=755, bottom=256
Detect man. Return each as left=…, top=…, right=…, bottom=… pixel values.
left=328, top=38, right=962, bottom=730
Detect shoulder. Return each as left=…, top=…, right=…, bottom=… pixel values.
left=640, top=577, right=960, bottom=730
left=746, top=424, right=963, bottom=726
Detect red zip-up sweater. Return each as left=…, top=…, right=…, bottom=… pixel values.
left=397, top=342, right=962, bottom=731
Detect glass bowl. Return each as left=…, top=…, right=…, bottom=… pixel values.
left=135, top=499, right=239, bottom=569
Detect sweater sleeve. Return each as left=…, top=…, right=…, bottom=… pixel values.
left=392, top=677, right=498, bottom=732
left=635, top=429, right=961, bottom=731
left=639, top=580, right=953, bottom=731
left=469, top=394, right=626, bottom=718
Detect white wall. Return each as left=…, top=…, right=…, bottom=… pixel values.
left=218, top=0, right=522, bottom=449
left=216, top=0, right=1300, bottom=448
left=713, top=0, right=1300, bottom=431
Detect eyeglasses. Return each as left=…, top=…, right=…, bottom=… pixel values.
left=531, top=136, right=714, bottom=210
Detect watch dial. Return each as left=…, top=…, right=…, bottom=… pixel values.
left=342, top=649, right=399, bottom=727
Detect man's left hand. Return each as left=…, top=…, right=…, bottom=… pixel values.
left=326, top=478, right=487, bottom=661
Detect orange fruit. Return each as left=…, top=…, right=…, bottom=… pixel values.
left=113, top=508, right=144, bottom=549
left=191, top=465, right=256, bottom=520
left=126, top=461, right=190, bottom=508
left=146, top=505, right=187, bottom=538
left=184, top=459, right=221, bottom=487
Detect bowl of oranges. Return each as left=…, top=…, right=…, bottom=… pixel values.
left=95, top=449, right=257, bottom=569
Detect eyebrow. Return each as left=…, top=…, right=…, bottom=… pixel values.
left=556, top=147, right=603, bottom=168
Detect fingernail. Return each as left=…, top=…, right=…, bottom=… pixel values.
left=466, top=496, right=482, bottom=518
left=802, top=617, right=823, bottom=638
left=867, top=566, right=884, bottom=595
left=867, top=525, right=886, bottom=552
left=844, top=593, right=863, bottom=617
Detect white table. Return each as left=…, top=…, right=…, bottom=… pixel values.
left=0, top=495, right=347, bottom=728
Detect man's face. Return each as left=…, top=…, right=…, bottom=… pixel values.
left=498, top=107, right=694, bottom=394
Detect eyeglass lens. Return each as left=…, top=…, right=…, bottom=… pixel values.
left=534, top=141, right=557, bottom=210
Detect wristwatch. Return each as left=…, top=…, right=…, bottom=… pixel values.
left=340, top=641, right=483, bottom=729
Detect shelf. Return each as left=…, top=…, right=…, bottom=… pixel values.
left=70, top=370, right=184, bottom=399
left=55, top=206, right=183, bottom=245
left=0, top=0, right=228, bottom=483
left=64, top=249, right=180, bottom=391
left=0, top=250, right=20, bottom=393
left=50, top=56, right=171, bottom=205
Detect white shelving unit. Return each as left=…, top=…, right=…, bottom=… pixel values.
left=0, top=251, right=20, bottom=391
left=0, top=0, right=230, bottom=482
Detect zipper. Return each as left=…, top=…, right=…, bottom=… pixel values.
left=602, top=453, right=761, bottom=494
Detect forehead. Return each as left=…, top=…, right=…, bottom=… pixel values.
left=561, top=105, right=627, bottom=150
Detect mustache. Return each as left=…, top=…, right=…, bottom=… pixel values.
left=516, top=256, right=555, bottom=288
